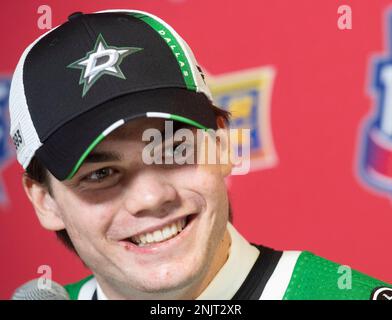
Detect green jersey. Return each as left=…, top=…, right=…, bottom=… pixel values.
left=64, top=245, right=392, bottom=300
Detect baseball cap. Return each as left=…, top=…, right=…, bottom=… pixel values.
left=9, top=9, right=217, bottom=181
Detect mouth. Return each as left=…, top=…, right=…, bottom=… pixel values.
left=121, top=214, right=196, bottom=248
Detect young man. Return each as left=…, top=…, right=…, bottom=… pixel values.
left=9, top=9, right=392, bottom=300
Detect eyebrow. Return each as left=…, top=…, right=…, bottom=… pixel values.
left=84, top=151, right=123, bottom=163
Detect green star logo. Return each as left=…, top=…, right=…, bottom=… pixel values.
left=67, top=33, right=143, bottom=97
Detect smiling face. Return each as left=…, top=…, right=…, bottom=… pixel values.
left=25, top=118, right=232, bottom=299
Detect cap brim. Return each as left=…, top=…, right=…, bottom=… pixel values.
left=35, top=88, right=217, bottom=180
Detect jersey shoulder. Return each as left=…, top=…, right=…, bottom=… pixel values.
left=283, top=251, right=392, bottom=300
left=64, top=275, right=94, bottom=300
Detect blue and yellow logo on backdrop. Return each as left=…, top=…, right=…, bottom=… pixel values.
left=0, top=77, right=12, bottom=204
left=206, top=67, right=277, bottom=171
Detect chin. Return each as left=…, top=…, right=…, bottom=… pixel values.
left=124, top=258, right=206, bottom=295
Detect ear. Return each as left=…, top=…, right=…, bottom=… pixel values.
left=216, top=116, right=233, bottom=178
left=22, top=174, right=65, bottom=231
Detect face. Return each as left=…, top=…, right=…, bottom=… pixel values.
left=39, top=118, right=231, bottom=299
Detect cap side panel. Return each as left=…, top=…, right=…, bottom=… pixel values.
left=9, top=26, right=59, bottom=169
left=179, top=39, right=213, bottom=101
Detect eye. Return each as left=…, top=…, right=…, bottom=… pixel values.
left=84, top=167, right=115, bottom=182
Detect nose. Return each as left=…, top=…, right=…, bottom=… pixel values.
left=122, top=169, right=177, bottom=217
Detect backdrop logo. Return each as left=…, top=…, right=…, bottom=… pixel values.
left=206, top=67, right=277, bottom=171
left=358, top=10, right=392, bottom=195
left=0, top=77, right=12, bottom=204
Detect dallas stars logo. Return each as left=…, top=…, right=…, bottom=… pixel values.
left=68, top=34, right=143, bottom=97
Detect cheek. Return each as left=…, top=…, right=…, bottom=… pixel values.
left=171, top=165, right=229, bottom=218
left=193, top=166, right=228, bottom=202
left=175, top=165, right=225, bottom=190
left=55, top=191, right=119, bottom=241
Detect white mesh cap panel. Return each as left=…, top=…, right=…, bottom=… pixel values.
left=9, top=27, right=59, bottom=169
left=179, top=38, right=213, bottom=101
left=96, top=9, right=213, bottom=100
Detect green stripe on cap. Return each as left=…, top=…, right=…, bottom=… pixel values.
left=66, top=119, right=125, bottom=180
left=131, top=13, right=196, bottom=90
left=66, top=113, right=208, bottom=180
left=66, top=133, right=105, bottom=180
left=170, top=114, right=208, bottom=130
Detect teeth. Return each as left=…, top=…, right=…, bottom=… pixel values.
left=146, top=233, right=154, bottom=243
left=170, top=223, right=177, bottom=235
left=153, top=230, right=163, bottom=242
left=130, top=218, right=187, bottom=246
left=162, top=226, right=172, bottom=239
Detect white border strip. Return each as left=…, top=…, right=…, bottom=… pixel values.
left=146, top=112, right=171, bottom=119
left=102, top=119, right=125, bottom=137
left=77, top=277, right=97, bottom=300
left=259, top=251, right=302, bottom=300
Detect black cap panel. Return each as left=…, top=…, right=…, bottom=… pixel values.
left=23, top=13, right=186, bottom=141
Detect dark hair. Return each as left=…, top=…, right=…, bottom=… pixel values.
left=25, top=105, right=232, bottom=253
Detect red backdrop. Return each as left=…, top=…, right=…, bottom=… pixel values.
left=1, top=0, right=392, bottom=299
